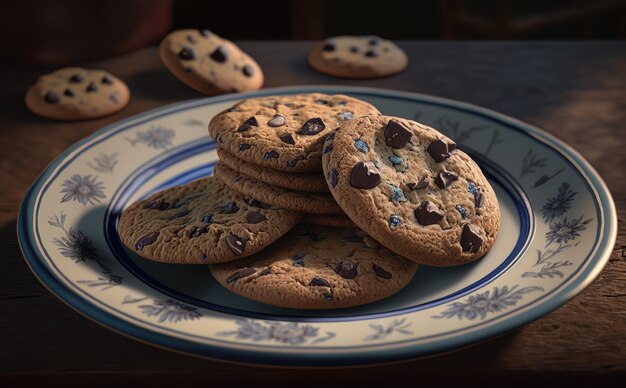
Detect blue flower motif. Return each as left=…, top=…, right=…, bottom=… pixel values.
left=455, top=204, right=468, bottom=219
left=60, top=174, right=106, bottom=205
left=217, top=319, right=332, bottom=345
left=541, top=182, right=576, bottom=223
left=354, top=139, right=369, bottom=153
left=389, top=215, right=401, bottom=229
left=545, top=215, right=591, bottom=246
left=434, top=285, right=544, bottom=320
left=53, top=228, right=99, bottom=263
left=139, top=299, right=201, bottom=323
left=388, top=154, right=404, bottom=167
left=129, top=125, right=175, bottom=149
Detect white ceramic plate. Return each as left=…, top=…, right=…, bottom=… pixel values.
left=18, top=86, right=617, bottom=366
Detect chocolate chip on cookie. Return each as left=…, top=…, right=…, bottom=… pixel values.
left=308, top=36, right=408, bottom=79
left=26, top=67, right=130, bottom=120
left=159, top=29, right=263, bottom=95
left=209, top=93, right=381, bottom=172
left=322, top=114, right=500, bottom=266
left=118, top=176, right=301, bottom=264
left=209, top=225, right=418, bottom=309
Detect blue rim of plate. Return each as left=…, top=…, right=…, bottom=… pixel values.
left=17, top=86, right=617, bottom=366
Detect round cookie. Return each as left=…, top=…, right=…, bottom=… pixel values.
left=209, top=225, right=418, bottom=309
left=308, top=36, right=408, bottom=79
left=306, top=213, right=356, bottom=228
left=118, top=176, right=301, bottom=264
left=159, top=29, right=263, bottom=95
left=25, top=67, right=130, bottom=120
left=217, top=148, right=328, bottom=193
left=209, top=93, right=381, bottom=173
left=213, top=162, right=342, bottom=214
left=322, top=115, right=500, bottom=266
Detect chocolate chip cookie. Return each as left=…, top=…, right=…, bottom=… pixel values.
left=25, top=67, right=130, bottom=120
left=308, top=36, right=408, bottom=79
left=213, top=162, right=343, bottom=214
left=159, top=29, right=263, bottom=95
left=118, top=176, right=301, bottom=264
left=322, top=115, right=500, bottom=266
left=209, top=93, right=381, bottom=172
left=210, top=225, right=418, bottom=309
left=217, top=148, right=329, bottom=193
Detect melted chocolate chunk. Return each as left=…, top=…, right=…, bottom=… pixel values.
left=209, top=46, right=228, bottom=63
left=460, top=224, right=483, bottom=253
left=246, top=211, right=266, bottom=224
left=310, top=277, right=330, bottom=287
left=268, top=114, right=286, bottom=127
left=334, top=261, right=358, bottom=279
left=435, top=172, right=458, bottom=189
left=69, top=74, right=83, bottom=83
left=135, top=232, right=159, bottom=251
left=239, top=143, right=251, bottom=151
left=86, top=82, right=98, bottom=93
left=408, top=178, right=429, bottom=190
left=350, top=161, right=381, bottom=189
left=264, top=151, right=279, bottom=160
left=101, top=75, right=114, bottom=85
left=373, top=264, right=392, bottom=279
left=227, top=267, right=256, bottom=283
left=300, top=118, right=325, bottom=135
left=178, top=47, right=195, bottom=60
left=201, top=213, right=214, bottom=223
left=244, top=197, right=271, bottom=209
left=414, top=201, right=444, bottom=225
left=279, top=133, right=295, bottom=145
left=329, top=168, right=339, bottom=188
left=384, top=120, right=412, bottom=149
left=349, top=46, right=359, bottom=53
left=221, top=202, right=239, bottom=214
left=226, top=235, right=245, bottom=256
left=322, top=42, right=335, bottom=51
left=237, top=116, right=258, bottom=132
left=324, top=294, right=333, bottom=301
left=110, top=94, right=119, bottom=103
left=475, top=191, right=485, bottom=208
left=44, top=91, right=60, bottom=104
left=427, top=139, right=454, bottom=162
left=287, top=155, right=306, bottom=168
left=242, top=64, right=254, bottom=77
left=168, top=209, right=191, bottom=220
left=364, top=49, right=378, bottom=58
left=190, top=225, right=208, bottom=237
left=63, top=89, right=74, bottom=97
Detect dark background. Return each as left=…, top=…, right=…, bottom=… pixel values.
left=0, top=0, right=624, bottom=65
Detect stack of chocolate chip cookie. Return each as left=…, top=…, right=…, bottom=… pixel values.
left=119, top=93, right=500, bottom=310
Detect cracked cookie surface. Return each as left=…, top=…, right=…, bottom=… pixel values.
left=209, top=93, right=381, bottom=172
left=213, top=162, right=343, bottom=214
left=209, top=224, right=418, bottom=309
left=322, top=115, right=500, bottom=266
left=118, top=176, right=301, bottom=264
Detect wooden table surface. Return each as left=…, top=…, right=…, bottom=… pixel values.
left=1, top=41, right=625, bottom=385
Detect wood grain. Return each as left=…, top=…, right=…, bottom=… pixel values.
left=0, top=42, right=624, bottom=380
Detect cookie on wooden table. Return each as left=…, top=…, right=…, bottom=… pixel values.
left=209, top=93, right=381, bottom=173
left=322, top=115, right=500, bottom=266
left=217, top=148, right=329, bottom=193
left=118, top=176, right=301, bottom=264
left=25, top=67, right=130, bottom=120
left=213, top=162, right=343, bottom=214
left=159, top=29, right=263, bottom=95
left=210, top=225, right=418, bottom=309
left=308, top=36, right=408, bottom=79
